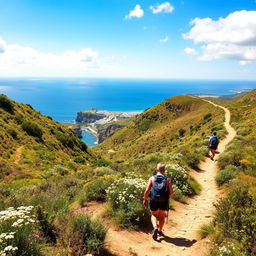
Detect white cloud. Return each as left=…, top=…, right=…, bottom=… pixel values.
left=126, top=5, right=144, bottom=19
left=0, top=38, right=99, bottom=70
left=184, top=47, right=197, bottom=55
left=0, top=37, right=6, bottom=53
left=159, top=36, right=169, bottom=43
left=150, top=2, right=174, bottom=14
left=183, top=10, right=256, bottom=65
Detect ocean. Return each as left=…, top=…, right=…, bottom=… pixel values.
left=1, top=78, right=255, bottom=147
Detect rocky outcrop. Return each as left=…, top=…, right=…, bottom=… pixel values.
left=76, top=112, right=106, bottom=123
left=98, top=124, right=124, bottom=143
left=74, top=127, right=82, bottom=139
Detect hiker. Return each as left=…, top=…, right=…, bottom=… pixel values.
left=143, top=163, right=174, bottom=240
left=208, top=131, right=219, bottom=160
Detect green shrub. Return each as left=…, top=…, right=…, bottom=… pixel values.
left=210, top=240, right=244, bottom=256
left=0, top=206, right=44, bottom=256
left=185, top=153, right=200, bottom=168
left=198, top=223, right=214, bottom=238
left=74, top=156, right=85, bottom=164
left=55, top=131, right=76, bottom=149
left=22, top=121, right=43, bottom=139
left=172, top=186, right=187, bottom=203
left=137, top=119, right=153, bottom=131
left=7, top=129, right=18, bottom=139
left=14, top=114, right=23, bottom=124
left=91, top=158, right=110, bottom=167
left=166, top=164, right=194, bottom=196
left=204, top=113, right=212, bottom=120
left=82, top=175, right=115, bottom=202
left=93, top=167, right=115, bottom=176
left=178, top=128, right=186, bottom=137
left=69, top=213, right=107, bottom=255
left=106, top=173, right=149, bottom=229
left=78, top=140, right=88, bottom=152
left=215, top=165, right=239, bottom=186
left=35, top=205, right=57, bottom=244
left=0, top=95, right=14, bottom=113
left=214, top=186, right=256, bottom=254
left=218, top=150, right=244, bottom=169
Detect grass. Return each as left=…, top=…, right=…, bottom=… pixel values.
left=198, top=223, right=215, bottom=238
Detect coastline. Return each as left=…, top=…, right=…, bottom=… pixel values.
left=85, top=126, right=98, bottom=137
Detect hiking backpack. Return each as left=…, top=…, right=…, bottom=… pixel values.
left=210, top=136, right=219, bottom=148
left=150, top=175, right=169, bottom=202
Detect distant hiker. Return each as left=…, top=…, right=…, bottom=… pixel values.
left=208, top=131, right=219, bottom=160
left=143, top=163, right=174, bottom=241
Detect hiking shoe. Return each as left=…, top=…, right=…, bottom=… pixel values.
left=152, top=228, right=158, bottom=240
left=158, top=231, right=164, bottom=236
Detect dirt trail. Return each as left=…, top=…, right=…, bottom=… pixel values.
left=14, top=146, right=24, bottom=165
left=88, top=101, right=236, bottom=256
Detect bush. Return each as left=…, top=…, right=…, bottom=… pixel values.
left=218, top=150, right=244, bottom=169
left=178, top=128, right=186, bottom=137
left=82, top=175, right=115, bottom=202
left=215, top=165, right=239, bottom=186
left=106, top=173, right=149, bottom=228
left=93, top=167, right=115, bottom=176
left=22, top=121, right=43, bottom=139
left=0, top=95, right=14, bottom=113
left=55, top=131, right=77, bottom=149
left=198, top=223, right=214, bottom=238
left=69, top=213, right=107, bottom=255
left=210, top=240, right=244, bottom=256
left=204, top=113, right=212, bottom=120
left=0, top=206, right=44, bottom=256
left=185, top=153, right=200, bottom=168
left=74, top=156, right=85, bottom=164
left=91, top=159, right=110, bottom=167
left=7, top=129, right=18, bottom=139
left=166, top=164, right=194, bottom=196
left=137, top=119, right=153, bottom=131
left=214, top=186, right=256, bottom=254
left=35, top=206, right=57, bottom=244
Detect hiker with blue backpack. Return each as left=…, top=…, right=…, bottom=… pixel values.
left=208, top=131, right=219, bottom=161
left=143, top=163, right=174, bottom=240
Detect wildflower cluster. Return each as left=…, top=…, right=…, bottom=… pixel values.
left=166, top=163, right=193, bottom=195
left=0, top=206, right=36, bottom=228
left=106, top=173, right=147, bottom=207
left=212, top=241, right=244, bottom=256
left=106, top=173, right=149, bottom=228
left=0, top=206, right=41, bottom=256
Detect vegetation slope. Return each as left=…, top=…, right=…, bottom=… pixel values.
left=198, top=91, right=256, bottom=256
left=0, top=95, right=97, bottom=183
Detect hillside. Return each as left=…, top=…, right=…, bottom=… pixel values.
left=1, top=92, right=254, bottom=256
left=0, top=94, right=96, bottom=184
left=95, top=95, right=225, bottom=162
left=198, top=91, right=256, bottom=255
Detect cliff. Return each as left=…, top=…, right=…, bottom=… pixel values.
left=76, top=111, right=106, bottom=123
left=98, top=124, right=125, bottom=143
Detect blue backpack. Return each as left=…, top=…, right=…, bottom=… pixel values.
left=210, top=136, right=219, bottom=148
left=150, top=175, right=169, bottom=202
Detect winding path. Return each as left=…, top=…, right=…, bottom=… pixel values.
left=88, top=101, right=237, bottom=256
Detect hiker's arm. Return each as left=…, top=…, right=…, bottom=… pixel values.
left=168, top=178, right=174, bottom=197
left=143, top=178, right=152, bottom=207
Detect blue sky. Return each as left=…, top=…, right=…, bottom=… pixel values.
left=0, top=0, right=256, bottom=79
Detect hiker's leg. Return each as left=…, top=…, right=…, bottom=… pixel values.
left=151, top=210, right=159, bottom=228
left=158, top=210, right=165, bottom=232
left=211, top=149, right=216, bottom=159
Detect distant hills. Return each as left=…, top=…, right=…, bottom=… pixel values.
left=94, top=95, right=225, bottom=161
